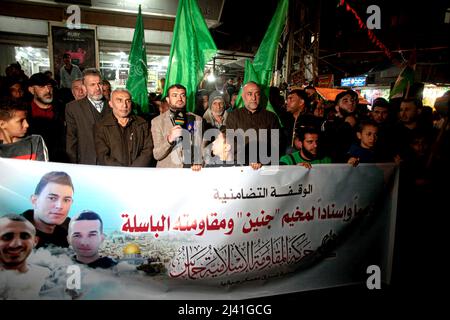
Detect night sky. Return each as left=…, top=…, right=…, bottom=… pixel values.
left=212, top=0, right=449, bottom=78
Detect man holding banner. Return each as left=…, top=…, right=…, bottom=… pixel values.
left=226, top=81, right=280, bottom=168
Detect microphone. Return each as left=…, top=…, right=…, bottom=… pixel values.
left=169, top=111, right=183, bottom=144
left=169, top=111, right=176, bottom=126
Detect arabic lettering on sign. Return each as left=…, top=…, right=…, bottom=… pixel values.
left=172, top=212, right=234, bottom=236
left=121, top=213, right=170, bottom=238
left=121, top=212, right=234, bottom=237
left=212, top=184, right=313, bottom=202
left=168, top=234, right=313, bottom=279
left=120, top=202, right=369, bottom=237
left=120, top=208, right=277, bottom=237
left=281, top=203, right=369, bottom=227
left=239, top=209, right=275, bottom=234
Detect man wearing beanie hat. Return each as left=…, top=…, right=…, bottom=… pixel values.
left=203, top=90, right=228, bottom=129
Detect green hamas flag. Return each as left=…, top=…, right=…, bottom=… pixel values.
left=126, top=5, right=149, bottom=114
left=389, top=66, right=415, bottom=100
left=236, top=0, right=288, bottom=119
left=163, top=0, right=217, bottom=113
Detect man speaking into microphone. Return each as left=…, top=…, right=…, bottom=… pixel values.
left=151, top=84, right=204, bottom=168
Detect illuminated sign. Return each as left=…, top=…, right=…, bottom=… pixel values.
left=341, top=76, right=367, bottom=87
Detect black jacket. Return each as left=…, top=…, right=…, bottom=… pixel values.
left=94, top=112, right=153, bottom=167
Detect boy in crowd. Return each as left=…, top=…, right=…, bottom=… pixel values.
left=0, top=98, right=48, bottom=161
left=202, top=125, right=233, bottom=167
left=193, top=126, right=264, bottom=170
left=347, top=121, right=379, bottom=166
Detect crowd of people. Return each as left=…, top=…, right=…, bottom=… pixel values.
left=2, top=58, right=448, bottom=174
left=1, top=55, right=449, bottom=297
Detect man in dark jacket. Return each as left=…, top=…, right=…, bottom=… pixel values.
left=26, top=73, right=66, bottom=162
left=226, top=81, right=280, bottom=167
left=65, top=68, right=110, bottom=165
left=94, top=89, right=153, bottom=167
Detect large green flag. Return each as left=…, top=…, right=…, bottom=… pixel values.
left=127, top=5, right=149, bottom=114
left=163, top=0, right=217, bottom=113
left=236, top=0, right=288, bottom=117
left=389, top=65, right=415, bottom=100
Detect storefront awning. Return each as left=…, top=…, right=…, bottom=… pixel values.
left=315, top=87, right=369, bottom=104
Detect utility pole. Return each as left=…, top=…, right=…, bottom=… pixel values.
left=277, top=0, right=321, bottom=87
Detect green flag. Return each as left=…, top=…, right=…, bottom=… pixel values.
left=127, top=5, right=149, bottom=114
left=389, top=66, right=415, bottom=100
left=163, top=0, right=217, bottom=113
left=236, top=0, right=288, bottom=118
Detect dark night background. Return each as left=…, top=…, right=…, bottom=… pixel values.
left=212, top=0, right=449, bottom=82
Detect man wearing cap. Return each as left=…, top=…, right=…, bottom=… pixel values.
left=26, top=72, right=66, bottom=162
left=203, top=90, right=228, bottom=129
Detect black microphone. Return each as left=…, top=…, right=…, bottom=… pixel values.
left=169, top=112, right=183, bottom=144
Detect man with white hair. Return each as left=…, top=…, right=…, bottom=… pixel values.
left=203, top=90, right=228, bottom=129
left=71, top=78, right=86, bottom=101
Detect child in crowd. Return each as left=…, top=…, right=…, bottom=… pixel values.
left=202, top=125, right=233, bottom=167
left=0, top=99, right=48, bottom=161
left=193, top=125, right=261, bottom=170
left=347, top=120, right=379, bottom=166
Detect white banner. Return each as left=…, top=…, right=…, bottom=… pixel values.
left=0, top=158, right=398, bottom=299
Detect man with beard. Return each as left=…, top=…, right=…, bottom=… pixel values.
left=393, top=98, right=435, bottom=160
left=225, top=81, right=280, bottom=168
left=66, top=68, right=110, bottom=164
left=0, top=214, right=50, bottom=299
left=280, top=127, right=331, bottom=168
left=203, top=90, right=228, bottom=129
left=26, top=72, right=66, bottom=162
left=283, top=89, right=320, bottom=154
left=151, top=84, right=203, bottom=168
left=323, top=89, right=360, bottom=162
left=22, top=171, right=74, bottom=248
